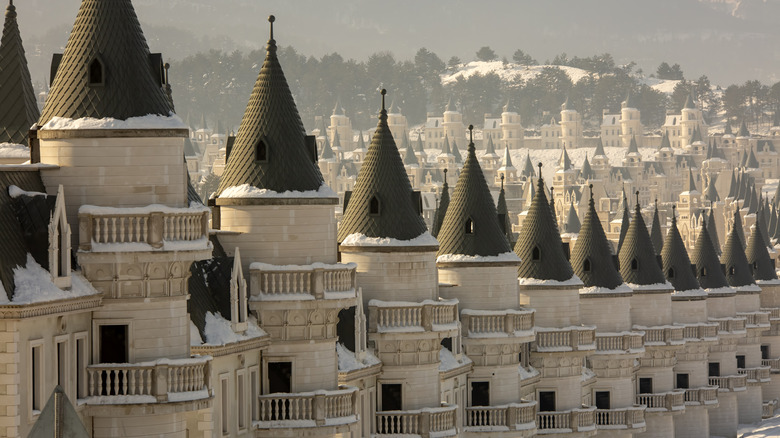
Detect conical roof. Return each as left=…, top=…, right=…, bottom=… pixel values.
left=499, top=145, right=516, bottom=171
left=27, top=386, right=90, bottom=438
left=691, top=217, right=729, bottom=289
left=484, top=135, right=496, bottom=155
left=39, top=0, right=173, bottom=124
left=727, top=169, right=737, bottom=199
left=549, top=186, right=558, bottom=228
left=496, top=176, right=513, bottom=244
left=403, top=132, right=419, bottom=166
left=564, top=201, right=581, bottom=234
left=503, top=97, right=517, bottom=113
left=746, top=184, right=758, bottom=215
left=757, top=200, right=771, bottom=247
left=338, top=90, right=428, bottom=242
left=332, top=129, right=342, bottom=149
left=437, top=128, right=512, bottom=257
left=774, top=208, right=780, bottom=242
left=580, top=154, right=595, bottom=180
left=650, top=200, right=664, bottom=255
left=0, top=0, right=38, bottom=144
left=769, top=205, right=777, bottom=239
left=445, top=96, right=456, bottom=112
left=746, top=147, right=759, bottom=169
left=332, top=98, right=345, bottom=115
left=684, top=168, right=698, bottom=194
left=558, top=145, right=573, bottom=171
left=683, top=93, right=696, bottom=110
left=414, top=133, right=424, bottom=153
left=708, top=208, right=721, bottom=254
left=431, top=170, right=450, bottom=238
left=704, top=175, right=720, bottom=203
left=319, top=133, right=335, bottom=160
left=733, top=204, right=747, bottom=248
left=594, top=138, right=607, bottom=157
left=451, top=138, right=463, bottom=164
left=724, top=121, right=733, bottom=135
left=618, top=193, right=667, bottom=285
left=661, top=207, right=701, bottom=292
left=571, top=185, right=624, bottom=289
left=561, top=95, right=574, bottom=111
left=690, top=126, right=703, bottom=143
left=515, top=164, right=574, bottom=281
left=659, top=132, right=672, bottom=150
left=520, top=152, right=534, bottom=177
left=217, top=17, right=323, bottom=195
left=746, top=221, right=777, bottom=281
left=621, top=90, right=637, bottom=109
left=738, top=120, right=750, bottom=137
left=737, top=172, right=749, bottom=200
left=440, top=134, right=452, bottom=156
left=721, top=208, right=755, bottom=287
left=356, top=130, right=367, bottom=151
left=617, top=189, right=631, bottom=253
left=627, top=135, right=639, bottom=155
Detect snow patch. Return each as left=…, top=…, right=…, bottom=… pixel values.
left=626, top=281, right=674, bottom=291
left=739, top=415, right=780, bottom=437
left=442, top=61, right=590, bottom=86
left=672, top=288, right=708, bottom=297
left=436, top=251, right=520, bottom=264
left=0, top=143, right=29, bottom=159
left=439, top=347, right=471, bottom=372
left=41, top=114, right=187, bottom=130
left=201, top=312, right=267, bottom=346
left=8, top=185, right=47, bottom=198
left=4, top=255, right=100, bottom=305
left=78, top=202, right=208, bottom=215
left=219, top=183, right=336, bottom=199
left=341, top=231, right=439, bottom=247
left=336, top=343, right=380, bottom=372
left=580, top=283, right=633, bottom=295
left=519, top=274, right=583, bottom=287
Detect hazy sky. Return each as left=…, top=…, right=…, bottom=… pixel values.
left=18, top=0, right=780, bottom=86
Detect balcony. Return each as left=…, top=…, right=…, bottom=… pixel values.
left=535, top=326, right=596, bottom=353
left=85, top=356, right=210, bottom=404
left=708, top=317, right=747, bottom=336
left=634, top=325, right=684, bottom=347
left=708, top=375, right=747, bottom=392
left=594, top=332, right=644, bottom=354
left=737, top=311, right=771, bottom=329
left=761, top=307, right=780, bottom=320
left=763, top=399, right=778, bottom=419
left=635, top=390, right=685, bottom=413
left=464, top=401, right=537, bottom=433
left=762, top=357, right=780, bottom=373
left=249, top=262, right=357, bottom=301
left=738, top=366, right=771, bottom=385
left=368, top=299, right=459, bottom=334
left=79, top=205, right=209, bottom=252
left=678, top=323, right=719, bottom=342
left=537, top=406, right=596, bottom=435
left=255, top=386, right=358, bottom=429
left=683, top=386, right=719, bottom=406
left=594, top=405, right=646, bottom=430
left=461, top=309, right=534, bottom=339
left=375, top=403, right=457, bottom=437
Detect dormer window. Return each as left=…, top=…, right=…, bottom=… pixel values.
left=728, top=266, right=735, bottom=276
left=88, top=56, right=104, bottom=86
left=465, top=218, right=474, bottom=234
left=631, top=258, right=639, bottom=271
left=583, top=258, right=591, bottom=272
left=700, top=267, right=707, bottom=277
left=532, top=246, right=541, bottom=262
left=668, top=268, right=675, bottom=278
left=255, top=139, right=268, bottom=162
left=369, top=196, right=380, bottom=216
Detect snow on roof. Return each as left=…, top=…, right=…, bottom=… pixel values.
left=518, top=274, right=584, bottom=287
left=41, top=114, right=187, bottom=130
left=79, top=202, right=209, bottom=215
left=8, top=184, right=47, bottom=198
left=436, top=251, right=520, bottom=264
left=0, top=255, right=100, bottom=305
left=0, top=143, right=29, bottom=159
left=336, top=343, right=380, bottom=372
left=219, top=183, right=337, bottom=199
left=199, top=312, right=267, bottom=346
left=739, top=414, right=780, bottom=437
left=439, top=346, right=472, bottom=372
left=341, top=231, right=438, bottom=247
left=580, top=283, right=633, bottom=295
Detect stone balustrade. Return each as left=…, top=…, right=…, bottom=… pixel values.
left=249, top=262, right=357, bottom=300
left=635, top=325, right=684, bottom=346
left=767, top=319, right=780, bottom=336
left=709, top=317, right=747, bottom=335
left=678, top=323, right=719, bottom=341
left=461, top=309, right=534, bottom=338
left=738, top=366, right=772, bottom=384
left=762, top=357, right=780, bottom=373
left=537, top=406, right=596, bottom=434
left=79, top=206, right=209, bottom=251
left=708, top=375, right=748, bottom=392
left=738, top=312, right=771, bottom=328
left=535, top=326, right=596, bottom=352
left=763, top=399, right=778, bottom=419
left=375, top=403, right=457, bottom=437
left=683, top=386, right=719, bottom=406
left=761, top=307, right=780, bottom=320
left=594, top=332, right=644, bottom=353
left=595, top=405, right=646, bottom=430
left=369, top=299, right=459, bottom=334
left=464, top=401, right=537, bottom=431
left=86, top=356, right=210, bottom=403
left=635, top=390, right=685, bottom=412
left=256, top=386, right=358, bottom=427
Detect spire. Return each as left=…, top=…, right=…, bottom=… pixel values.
left=756, top=198, right=771, bottom=247
left=690, top=126, right=703, bottom=143
left=499, top=145, right=515, bottom=171
left=0, top=0, right=39, bottom=144
left=769, top=204, right=778, bottom=241
left=503, top=97, right=517, bottom=113
left=727, top=169, right=737, bottom=199
left=746, top=147, right=759, bottom=169
left=332, top=98, right=345, bottom=115
left=27, top=386, right=90, bottom=438
left=774, top=207, right=780, bottom=242
left=564, top=201, right=581, bottom=234
left=414, top=133, right=424, bottom=153
left=683, top=93, right=696, bottom=110
left=515, top=163, right=574, bottom=281
left=558, top=145, right=573, bottom=171
left=549, top=186, right=558, bottom=229
left=618, top=192, right=667, bottom=285
left=451, top=138, right=463, bottom=164
left=40, top=0, right=173, bottom=124
left=659, top=132, right=671, bottom=150
left=617, top=188, right=631, bottom=253
left=721, top=208, right=756, bottom=287
left=445, top=95, right=456, bottom=112
left=332, top=129, right=342, bottom=149
left=217, top=16, right=323, bottom=194
left=738, top=119, right=750, bottom=137
left=496, top=174, right=513, bottom=244
left=737, top=172, right=749, bottom=200
left=338, top=90, right=428, bottom=242
left=661, top=206, right=701, bottom=292
left=440, top=134, right=452, bottom=156
left=621, top=90, right=637, bottom=109
left=684, top=168, right=698, bottom=194
left=708, top=208, right=721, bottom=255
left=703, top=175, right=720, bottom=204
left=437, top=126, right=513, bottom=257
left=356, top=130, right=367, bottom=151
left=650, top=200, right=663, bottom=255
left=724, top=121, right=733, bottom=135
left=484, top=135, right=496, bottom=155
left=593, top=138, right=606, bottom=157
left=561, top=95, right=574, bottom=111
left=431, top=169, right=450, bottom=238
left=746, top=184, right=758, bottom=215
left=580, top=154, right=595, bottom=180
left=519, top=151, right=534, bottom=178
left=733, top=204, right=747, bottom=248
left=571, top=185, right=624, bottom=289
left=319, top=133, right=334, bottom=160
left=627, top=135, right=639, bottom=154
left=403, top=132, right=419, bottom=166
left=691, top=216, right=729, bottom=289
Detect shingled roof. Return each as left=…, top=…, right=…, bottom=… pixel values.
left=708, top=208, right=721, bottom=254
left=746, top=147, right=759, bottom=169
left=704, top=175, right=719, bottom=203
left=594, top=138, right=607, bottom=158
left=0, top=1, right=38, bottom=144
left=683, top=93, right=696, bottom=110
left=437, top=128, right=512, bottom=258
left=217, top=17, right=323, bottom=195
left=496, top=176, right=514, bottom=244
left=558, top=145, right=573, bottom=171
left=746, top=221, right=777, bottom=281
left=431, top=170, right=450, bottom=238
left=514, top=165, right=574, bottom=281
left=484, top=135, right=496, bottom=155
left=738, top=120, right=750, bottom=137
left=520, top=152, right=534, bottom=178
left=650, top=200, right=663, bottom=255
left=563, top=201, right=580, bottom=234
left=690, top=218, right=728, bottom=290
left=661, top=207, right=701, bottom=292
left=580, top=154, right=595, bottom=180
left=338, top=90, right=428, bottom=242
left=721, top=209, right=756, bottom=287
left=451, top=138, right=463, bottom=164
left=618, top=193, right=667, bottom=285
left=39, top=0, right=173, bottom=125
left=571, top=186, right=623, bottom=289
left=733, top=204, right=746, bottom=248
left=616, top=189, right=630, bottom=253
left=403, top=132, right=419, bottom=166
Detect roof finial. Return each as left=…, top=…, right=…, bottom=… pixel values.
left=381, top=89, right=387, bottom=111
left=269, top=15, right=275, bottom=40
left=537, top=162, right=542, bottom=178
left=6, top=0, right=15, bottom=18
left=164, top=63, right=170, bottom=84
left=635, top=190, right=640, bottom=210
left=468, top=124, right=474, bottom=144
left=443, top=167, right=448, bottom=184
left=672, top=204, right=677, bottom=224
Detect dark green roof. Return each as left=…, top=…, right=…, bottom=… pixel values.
left=503, top=97, right=517, bottom=113
left=746, top=147, right=759, bottom=169
left=580, top=154, right=595, bottom=180
left=414, top=133, right=424, bottom=153
left=403, top=132, right=419, bottom=166
left=564, top=202, right=580, bottom=234
left=618, top=194, right=667, bottom=285
left=721, top=209, right=755, bottom=287
left=594, top=138, right=606, bottom=157
left=774, top=207, right=780, bottom=241
left=441, top=134, right=452, bottom=155
left=757, top=200, right=772, bottom=248
left=332, top=129, right=342, bottom=149
left=0, top=1, right=38, bottom=144
left=616, top=189, right=630, bottom=253
left=520, top=152, right=534, bottom=178
left=661, top=208, right=700, bottom=292
left=683, top=93, right=696, bottom=110
left=659, top=132, right=671, bottom=150
left=724, top=121, right=733, bottom=135
left=496, top=177, right=513, bottom=244
left=558, top=145, right=573, bottom=171
left=727, top=169, right=737, bottom=199
left=451, top=138, right=463, bottom=164
left=431, top=173, right=450, bottom=238
left=549, top=186, right=558, bottom=228
left=747, top=185, right=758, bottom=215
left=445, top=96, right=456, bottom=112
left=217, top=17, right=323, bottom=195
left=514, top=167, right=574, bottom=281
left=738, top=120, right=750, bottom=137
left=39, top=0, right=173, bottom=125
left=650, top=201, right=663, bottom=255
left=746, top=221, right=777, bottom=281
left=484, top=135, right=496, bottom=155
left=733, top=204, right=747, bottom=248
left=571, top=186, right=623, bottom=289
left=626, top=135, right=639, bottom=155
left=684, top=168, right=698, bottom=193
left=621, top=91, right=637, bottom=109
left=338, top=91, right=428, bottom=242
left=690, top=126, right=703, bottom=143
left=319, top=133, right=335, bottom=160
left=704, top=175, right=719, bottom=203
left=561, top=95, right=574, bottom=111
left=691, top=216, right=729, bottom=289
left=437, top=131, right=512, bottom=257
left=768, top=204, right=777, bottom=240
left=737, top=172, right=749, bottom=200
left=356, top=130, right=367, bottom=150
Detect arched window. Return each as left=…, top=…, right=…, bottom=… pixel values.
left=728, top=266, right=735, bottom=276
left=89, top=57, right=104, bottom=86
left=465, top=218, right=474, bottom=234
left=667, top=268, right=675, bottom=278
left=700, top=267, right=707, bottom=277
left=532, top=246, right=540, bottom=262
left=369, top=196, right=380, bottom=216
left=255, top=139, right=268, bottom=162
left=631, top=258, right=638, bottom=271
left=583, top=259, right=591, bottom=272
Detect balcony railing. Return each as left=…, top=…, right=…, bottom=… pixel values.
left=683, top=387, right=719, bottom=406
left=79, top=206, right=209, bottom=251
left=465, top=401, right=537, bottom=431
left=738, top=366, right=771, bottom=384
left=595, top=405, right=646, bottom=430
left=761, top=307, right=780, bottom=320
left=368, top=299, right=459, bottom=333
left=737, top=312, right=771, bottom=328
left=461, top=309, right=534, bottom=338
left=249, top=263, right=357, bottom=300
left=708, top=375, right=748, bottom=392
left=256, top=386, right=358, bottom=427
left=635, top=325, right=684, bottom=346
left=537, top=406, right=596, bottom=434
left=635, top=390, right=685, bottom=412
left=709, top=317, right=747, bottom=335
left=762, top=357, right=780, bottom=373
left=594, top=332, right=644, bottom=353
left=535, top=326, right=596, bottom=352
left=86, top=357, right=210, bottom=403
left=375, top=403, right=457, bottom=437
left=678, top=323, right=719, bottom=341
left=763, top=399, right=778, bottom=419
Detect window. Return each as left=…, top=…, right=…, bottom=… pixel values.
left=709, top=362, right=720, bottom=377
left=75, top=334, right=87, bottom=399
left=221, top=375, right=229, bottom=435
left=89, top=57, right=104, bottom=85
left=676, top=374, right=689, bottom=389
left=762, top=345, right=770, bottom=360
left=470, top=382, right=490, bottom=407
left=639, top=378, right=653, bottom=394
left=737, top=355, right=746, bottom=369
left=267, top=362, right=292, bottom=394
left=30, top=341, right=43, bottom=414
left=56, top=337, right=68, bottom=393
left=700, top=267, right=707, bottom=277
left=667, top=268, right=675, bottom=278
left=532, top=246, right=540, bottom=261
left=595, top=391, right=610, bottom=409
left=631, top=258, right=638, bottom=271
left=237, top=371, right=247, bottom=430
left=538, top=391, right=555, bottom=411
left=369, top=196, right=380, bottom=216
left=465, top=218, right=474, bottom=234
left=381, top=383, right=402, bottom=411
left=255, top=139, right=268, bottom=162
left=583, top=258, right=591, bottom=272
left=250, top=367, right=260, bottom=422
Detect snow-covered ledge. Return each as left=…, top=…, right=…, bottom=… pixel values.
left=436, top=251, right=521, bottom=267
left=339, top=231, right=439, bottom=252
left=215, top=183, right=338, bottom=206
